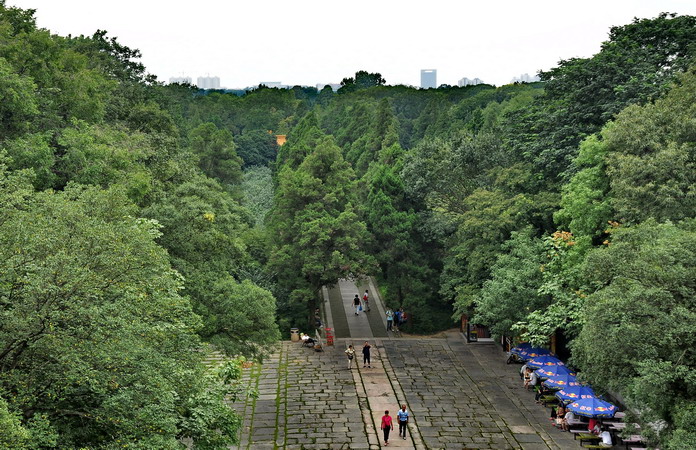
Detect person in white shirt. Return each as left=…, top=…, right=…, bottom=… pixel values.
left=519, top=363, right=528, bottom=380
left=599, top=430, right=612, bottom=447
left=561, top=410, right=575, bottom=431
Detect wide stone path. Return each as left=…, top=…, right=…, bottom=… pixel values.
left=230, top=279, right=580, bottom=449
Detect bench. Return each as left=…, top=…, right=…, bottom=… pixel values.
left=540, top=395, right=558, bottom=406
left=573, top=432, right=601, bottom=442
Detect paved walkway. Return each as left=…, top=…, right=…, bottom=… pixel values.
left=230, top=279, right=581, bottom=449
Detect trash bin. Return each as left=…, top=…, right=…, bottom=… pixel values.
left=290, top=328, right=300, bottom=342
left=469, top=330, right=478, bottom=342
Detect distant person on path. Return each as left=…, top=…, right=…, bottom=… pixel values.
left=314, top=308, right=322, bottom=328
left=381, top=410, right=393, bottom=446
left=362, top=289, right=370, bottom=311
left=386, top=308, right=394, bottom=331
left=345, top=345, right=355, bottom=369
left=362, top=341, right=371, bottom=368
left=394, top=309, right=402, bottom=330
left=353, top=294, right=361, bottom=315
left=397, top=404, right=409, bottom=439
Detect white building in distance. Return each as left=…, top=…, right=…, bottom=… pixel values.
left=421, top=69, right=437, bottom=89
left=510, top=73, right=540, bottom=83
left=458, top=77, right=484, bottom=87
left=197, top=76, right=221, bottom=89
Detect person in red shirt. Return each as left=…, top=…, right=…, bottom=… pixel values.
left=588, top=418, right=598, bottom=433
left=381, top=410, right=393, bottom=446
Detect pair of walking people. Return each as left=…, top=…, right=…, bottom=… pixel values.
left=345, top=341, right=371, bottom=369
left=381, top=405, right=410, bottom=445
left=352, top=290, right=370, bottom=315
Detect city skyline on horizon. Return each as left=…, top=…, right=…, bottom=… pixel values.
left=169, top=71, right=539, bottom=90
left=9, top=0, right=696, bottom=88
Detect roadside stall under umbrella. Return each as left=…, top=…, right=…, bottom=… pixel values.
left=567, top=397, right=617, bottom=418
left=556, top=385, right=596, bottom=403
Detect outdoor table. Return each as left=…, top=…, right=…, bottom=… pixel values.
left=610, top=422, right=641, bottom=430
left=567, top=418, right=587, bottom=427
left=621, top=435, right=644, bottom=447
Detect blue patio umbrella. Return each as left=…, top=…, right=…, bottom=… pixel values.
left=542, top=373, right=579, bottom=390
left=510, top=342, right=533, bottom=356
left=535, top=364, right=575, bottom=379
left=555, top=385, right=596, bottom=403
left=517, top=347, right=554, bottom=360
left=527, top=355, right=564, bottom=369
left=567, top=397, right=617, bottom=418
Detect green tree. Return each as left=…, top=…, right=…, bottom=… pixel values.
left=0, top=57, right=38, bottom=137
left=241, top=165, right=275, bottom=227
left=188, top=122, right=243, bottom=186
left=604, top=69, right=696, bottom=224
left=572, top=220, right=696, bottom=448
left=0, top=397, right=31, bottom=449
left=143, top=175, right=279, bottom=356
left=197, top=278, right=280, bottom=357
left=56, top=121, right=155, bottom=203
left=507, top=13, right=696, bottom=184
left=363, top=143, right=446, bottom=331
left=2, top=132, right=55, bottom=190
left=554, top=134, right=612, bottom=246
left=269, top=134, right=375, bottom=326
left=338, top=70, right=386, bottom=93
left=235, top=129, right=278, bottom=167
left=473, top=228, right=548, bottom=337
left=0, top=176, right=243, bottom=447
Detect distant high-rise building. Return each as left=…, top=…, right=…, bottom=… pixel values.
left=421, top=69, right=437, bottom=89
left=260, top=81, right=284, bottom=88
left=169, top=76, right=192, bottom=84
left=510, top=73, right=540, bottom=83
left=458, top=77, right=484, bottom=87
left=197, top=76, right=221, bottom=89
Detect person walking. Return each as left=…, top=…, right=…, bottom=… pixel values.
left=362, top=289, right=370, bottom=311
left=394, top=309, right=402, bottom=330
left=362, top=341, right=371, bottom=368
left=386, top=308, right=394, bottom=331
left=381, top=410, right=393, bottom=446
left=353, top=294, right=361, bottom=315
left=397, top=404, right=409, bottom=439
left=345, top=345, right=355, bottom=369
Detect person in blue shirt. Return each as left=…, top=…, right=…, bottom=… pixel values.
left=394, top=310, right=402, bottom=330
left=396, top=404, right=409, bottom=439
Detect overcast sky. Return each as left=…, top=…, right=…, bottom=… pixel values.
left=9, top=0, right=696, bottom=88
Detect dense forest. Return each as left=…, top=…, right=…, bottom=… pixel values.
left=0, top=2, right=694, bottom=448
